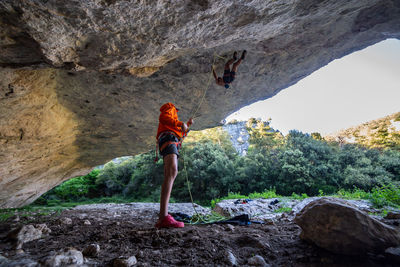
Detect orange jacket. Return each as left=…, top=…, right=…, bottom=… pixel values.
left=156, top=103, right=184, bottom=139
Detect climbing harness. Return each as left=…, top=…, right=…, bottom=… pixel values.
left=154, top=131, right=182, bottom=163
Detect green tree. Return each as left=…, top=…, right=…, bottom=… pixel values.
left=95, top=159, right=136, bottom=196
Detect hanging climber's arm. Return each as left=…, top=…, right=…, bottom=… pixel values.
left=212, top=66, right=224, bottom=86
left=212, top=66, right=218, bottom=82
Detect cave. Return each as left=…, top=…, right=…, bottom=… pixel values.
left=1, top=0, right=400, bottom=208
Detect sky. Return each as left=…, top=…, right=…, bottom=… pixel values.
left=226, top=38, right=400, bottom=135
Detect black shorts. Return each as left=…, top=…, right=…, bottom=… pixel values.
left=223, top=70, right=235, bottom=83
left=158, top=133, right=180, bottom=158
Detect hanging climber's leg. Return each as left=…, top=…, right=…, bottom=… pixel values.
left=224, top=51, right=238, bottom=70
left=232, top=50, right=246, bottom=72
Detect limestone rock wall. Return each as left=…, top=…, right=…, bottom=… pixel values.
left=223, top=122, right=250, bottom=156
left=1, top=0, right=400, bottom=207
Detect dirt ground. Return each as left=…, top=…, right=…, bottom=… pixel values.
left=0, top=203, right=397, bottom=266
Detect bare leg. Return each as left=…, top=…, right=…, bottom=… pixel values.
left=224, top=58, right=235, bottom=70
left=159, top=153, right=178, bottom=219
left=232, top=58, right=242, bottom=72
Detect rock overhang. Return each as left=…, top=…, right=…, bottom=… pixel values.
left=0, top=0, right=400, bottom=207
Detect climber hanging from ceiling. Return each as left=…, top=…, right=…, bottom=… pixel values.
left=213, top=50, right=247, bottom=89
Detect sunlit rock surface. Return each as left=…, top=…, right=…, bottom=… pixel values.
left=1, top=0, right=400, bottom=207
left=222, top=122, right=250, bottom=156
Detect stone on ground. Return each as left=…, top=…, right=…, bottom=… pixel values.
left=59, top=217, right=72, bottom=225
left=225, top=250, right=237, bottom=266
left=113, top=256, right=137, bottom=267
left=7, top=224, right=50, bottom=250
left=213, top=198, right=285, bottom=221
left=82, top=244, right=100, bottom=257
left=385, top=246, right=400, bottom=263
left=42, top=248, right=84, bottom=267
left=247, top=255, right=270, bottom=266
left=294, top=197, right=400, bottom=255
left=1, top=257, right=38, bottom=267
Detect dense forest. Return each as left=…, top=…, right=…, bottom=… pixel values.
left=35, top=115, right=400, bottom=207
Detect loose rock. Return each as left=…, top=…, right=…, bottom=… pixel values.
left=35, top=224, right=51, bottom=235
left=82, top=244, right=100, bottom=257
left=225, top=224, right=235, bottom=231
left=83, top=220, right=91, bottom=225
left=0, top=255, right=9, bottom=265
left=225, top=250, right=237, bottom=266
left=247, top=255, right=269, bottom=266
left=42, top=248, right=84, bottom=266
left=113, top=256, right=137, bottom=267
left=4, top=258, right=39, bottom=267
left=295, top=197, right=400, bottom=255
left=7, top=224, right=45, bottom=249
left=59, top=217, right=72, bottom=225
left=385, top=246, right=400, bottom=263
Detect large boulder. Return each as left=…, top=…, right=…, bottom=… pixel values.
left=1, top=0, right=400, bottom=207
left=294, top=197, right=400, bottom=255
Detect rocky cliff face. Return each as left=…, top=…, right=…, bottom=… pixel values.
left=222, top=122, right=250, bottom=156
left=1, top=0, right=400, bottom=207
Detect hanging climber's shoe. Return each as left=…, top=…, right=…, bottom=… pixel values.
left=233, top=51, right=238, bottom=61
left=155, top=214, right=184, bottom=228
left=241, top=50, right=247, bottom=60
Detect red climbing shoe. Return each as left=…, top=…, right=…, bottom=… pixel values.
left=155, top=214, right=184, bottom=228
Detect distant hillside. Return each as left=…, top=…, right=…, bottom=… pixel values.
left=325, top=112, right=400, bottom=150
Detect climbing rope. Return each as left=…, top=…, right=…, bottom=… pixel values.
left=181, top=52, right=233, bottom=224
left=189, top=52, right=223, bottom=119
left=181, top=146, right=227, bottom=224
left=159, top=52, right=235, bottom=224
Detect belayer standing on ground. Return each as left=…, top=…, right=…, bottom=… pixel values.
left=213, top=50, right=247, bottom=89
left=155, top=103, right=193, bottom=228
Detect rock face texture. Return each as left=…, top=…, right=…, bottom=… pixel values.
left=295, top=198, right=400, bottom=255
left=222, top=121, right=250, bottom=156
left=1, top=0, right=400, bottom=207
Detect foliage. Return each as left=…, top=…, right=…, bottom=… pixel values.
left=274, top=206, right=292, bottom=213
left=325, top=112, right=400, bottom=150
left=290, top=192, right=309, bottom=200
left=369, top=183, right=400, bottom=208
left=334, top=188, right=370, bottom=200
left=34, top=118, right=400, bottom=210
left=0, top=206, right=66, bottom=222
left=36, top=170, right=100, bottom=203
